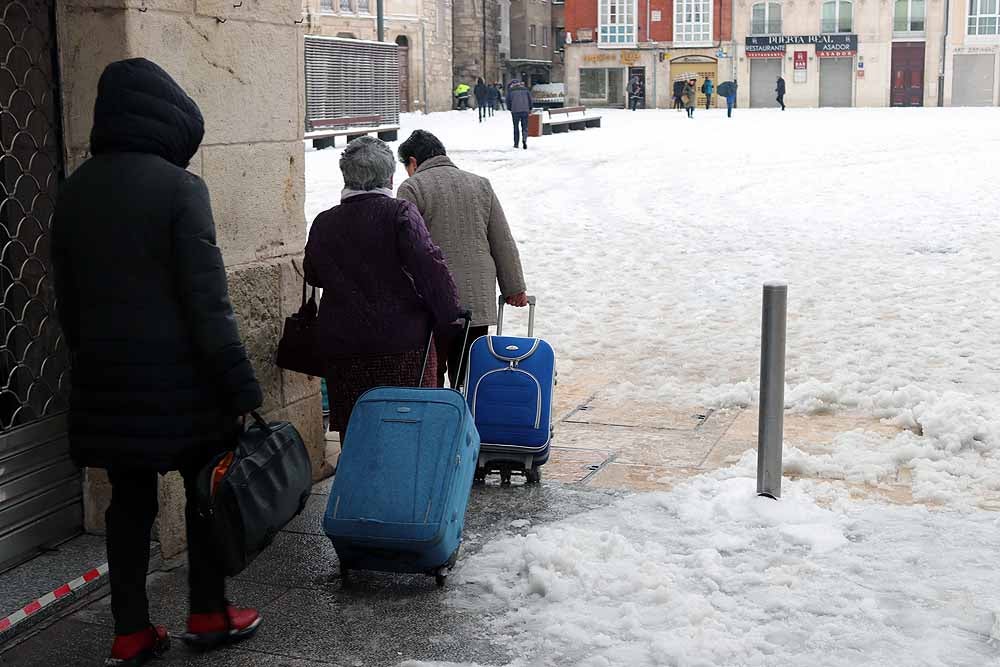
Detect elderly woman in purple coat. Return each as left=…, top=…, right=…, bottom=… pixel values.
left=304, top=136, right=461, bottom=443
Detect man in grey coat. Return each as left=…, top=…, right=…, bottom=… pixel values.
left=397, top=130, right=528, bottom=387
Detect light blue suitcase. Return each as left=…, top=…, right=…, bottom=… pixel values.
left=322, top=320, right=479, bottom=586
left=465, top=296, right=555, bottom=484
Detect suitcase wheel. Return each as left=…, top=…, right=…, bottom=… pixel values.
left=500, top=470, right=513, bottom=485
left=435, top=572, right=448, bottom=587
left=474, top=468, right=487, bottom=483
left=525, top=466, right=542, bottom=485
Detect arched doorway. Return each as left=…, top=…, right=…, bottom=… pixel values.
left=395, top=35, right=411, bottom=112
left=670, top=55, right=718, bottom=109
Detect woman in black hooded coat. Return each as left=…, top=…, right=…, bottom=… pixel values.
left=52, top=58, right=264, bottom=666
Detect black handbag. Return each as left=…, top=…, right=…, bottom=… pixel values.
left=276, top=263, right=324, bottom=376
left=197, top=412, right=313, bottom=577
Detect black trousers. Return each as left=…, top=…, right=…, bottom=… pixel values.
left=435, top=325, right=489, bottom=389
left=106, top=455, right=227, bottom=635
left=777, top=94, right=785, bottom=110
left=629, top=96, right=639, bottom=111
left=478, top=102, right=487, bottom=121
left=512, top=112, right=529, bottom=146
left=705, top=94, right=713, bottom=110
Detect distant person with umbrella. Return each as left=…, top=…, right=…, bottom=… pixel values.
left=683, top=79, right=696, bottom=118
left=717, top=80, right=737, bottom=118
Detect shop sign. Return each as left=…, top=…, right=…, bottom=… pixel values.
left=745, top=34, right=857, bottom=58
left=620, top=51, right=642, bottom=65
left=953, top=46, right=998, bottom=54
left=583, top=53, right=617, bottom=63
left=793, top=51, right=807, bottom=69
left=651, top=9, right=662, bottom=21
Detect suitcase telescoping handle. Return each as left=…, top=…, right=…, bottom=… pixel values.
left=496, top=294, right=536, bottom=337
left=417, top=310, right=473, bottom=387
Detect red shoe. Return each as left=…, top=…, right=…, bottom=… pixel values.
left=104, top=625, right=170, bottom=666
left=182, top=604, right=261, bottom=651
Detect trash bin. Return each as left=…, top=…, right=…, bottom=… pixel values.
left=528, top=111, right=543, bottom=137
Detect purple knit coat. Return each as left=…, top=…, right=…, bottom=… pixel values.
left=304, top=193, right=461, bottom=357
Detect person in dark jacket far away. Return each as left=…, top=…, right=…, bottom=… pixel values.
left=724, top=81, right=738, bottom=118
left=305, top=136, right=460, bottom=444
left=495, top=83, right=506, bottom=110
left=673, top=79, right=685, bottom=110
left=507, top=79, right=533, bottom=150
left=486, top=82, right=499, bottom=115
left=701, top=77, right=714, bottom=110
left=51, top=58, right=264, bottom=667
left=628, top=75, right=642, bottom=111
left=475, top=77, right=490, bottom=122
left=397, top=130, right=528, bottom=388
left=776, top=75, right=786, bottom=110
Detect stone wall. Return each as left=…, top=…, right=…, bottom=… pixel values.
left=453, top=0, right=502, bottom=88
left=57, top=0, right=324, bottom=558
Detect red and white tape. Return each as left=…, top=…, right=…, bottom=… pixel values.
left=0, top=563, right=109, bottom=633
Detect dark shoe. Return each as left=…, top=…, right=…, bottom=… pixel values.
left=182, top=605, right=261, bottom=651
left=105, top=626, right=170, bottom=667
left=522, top=143, right=527, bottom=150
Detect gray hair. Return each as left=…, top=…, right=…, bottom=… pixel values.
left=339, top=136, right=395, bottom=191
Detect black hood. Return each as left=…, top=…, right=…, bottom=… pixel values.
left=90, top=58, right=204, bottom=168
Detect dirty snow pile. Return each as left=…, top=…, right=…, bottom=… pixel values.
left=399, top=463, right=1000, bottom=667
left=305, top=107, right=1000, bottom=503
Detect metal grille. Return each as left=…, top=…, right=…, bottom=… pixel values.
left=304, top=36, right=400, bottom=130
left=0, top=1, right=69, bottom=433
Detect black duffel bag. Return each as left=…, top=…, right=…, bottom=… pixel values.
left=197, top=412, right=313, bottom=576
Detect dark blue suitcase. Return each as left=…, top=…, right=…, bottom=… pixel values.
left=465, top=296, right=555, bottom=484
left=322, top=319, right=479, bottom=586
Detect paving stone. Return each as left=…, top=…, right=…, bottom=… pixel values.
left=0, top=534, right=107, bottom=615
left=71, top=566, right=287, bottom=632
left=542, top=447, right=611, bottom=484
left=584, top=462, right=703, bottom=492
left=564, top=399, right=710, bottom=430
left=283, top=491, right=328, bottom=536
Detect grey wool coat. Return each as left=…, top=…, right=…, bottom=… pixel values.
left=397, top=156, right=526, bottom=327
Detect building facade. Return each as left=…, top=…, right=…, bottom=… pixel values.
left=453, top=0, right=504, bottom=91
left=564, top=0, right=733, bottom=107
left=302, top=0, right=454, bottom=112
left=508, top=0, right=557, bottom=83
left=564, top=0, right=998, bottom=107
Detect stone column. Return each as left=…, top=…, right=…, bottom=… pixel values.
left=56, top=1, right=325, bottom=558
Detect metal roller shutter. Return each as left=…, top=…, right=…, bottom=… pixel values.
left=952, top=54, right=996, bottom=107
left=304, top=36, right=401, bottom=130
left=750, top=59, right=782, bottom=108
left=819, top=57, right=854, bottom=107
left=1, top=0, right=79, bottom=571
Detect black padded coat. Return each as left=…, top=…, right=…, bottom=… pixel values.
left=51, top=58, right=262, bottom=471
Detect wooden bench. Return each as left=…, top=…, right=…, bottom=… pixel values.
left=305, top=115, right=400, bottom=149
left=542, top=106, right=602, bottom=135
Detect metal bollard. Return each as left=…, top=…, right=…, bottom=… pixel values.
left=757, top=282, right=787, bottom=499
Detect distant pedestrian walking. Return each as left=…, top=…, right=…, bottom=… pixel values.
left=718, top=80, right=737, bottom=118
left=673, top=80, right=685, bottom=110
left=507, top=79, right=532, bottom=150
left=474, top=77, right=490, bottom=122
left=776, top=75, right=786, bottom=110
left=701, top=77, right=714, bottom=110
left=495, top=83, right=506, bottom=110
left=684, top=79, right=696, bottom=118
left=487, top=83, right=499, bottom=114
left=628, top=75, right=643, bottom=111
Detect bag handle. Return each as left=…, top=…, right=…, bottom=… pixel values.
left=418, top=310, right=472, bottom=387
left=496, top=295, right=536, bottom=337
left=241, top=411, right=272, bottom=434
left=294, top=259, right=318, bottom=312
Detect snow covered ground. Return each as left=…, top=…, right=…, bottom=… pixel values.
left=305, top=108, right=1000, bottom=665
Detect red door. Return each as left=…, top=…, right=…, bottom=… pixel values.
left=890, top=43, right=925, bottom=107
